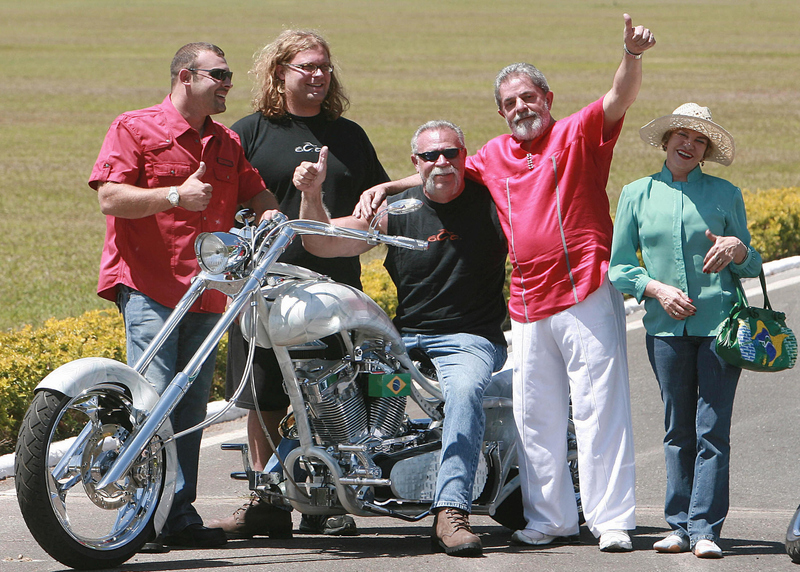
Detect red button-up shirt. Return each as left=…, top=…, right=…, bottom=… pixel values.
left=89, top=95, right=265, bottom=313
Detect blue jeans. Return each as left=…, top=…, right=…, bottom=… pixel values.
left=403, top=333, right=507, bottom=513
left=646, top=334, right=740, bottom=546
left=118, top=287, right=220, bottom=535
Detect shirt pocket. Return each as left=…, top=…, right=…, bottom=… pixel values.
left=211, top=159, right=236, bottom=185
left=152, top=162, right=193, bottom=186
left=204, top=158, right=238, bottom=218
left=210, top=157, right=237, bottom=197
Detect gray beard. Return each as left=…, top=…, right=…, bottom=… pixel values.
left=511, top=112, right=546, bottom=141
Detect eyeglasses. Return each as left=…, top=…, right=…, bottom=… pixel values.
left=415, top=148, right=462, bottom=162
left=283, top=62, right=334, bottom=74
left=187, top=68, right=233, bottom=81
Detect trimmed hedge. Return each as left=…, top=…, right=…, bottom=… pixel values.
left=744, top=187, right=800, bottom=262
left=1, top=186, right=798, bottom=456
left=0, top=310, right=126, bottom=456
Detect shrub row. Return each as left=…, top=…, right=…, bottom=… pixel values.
left=0, top=310, right=126, bottom=456
left=1, top=186, right=798, bottom=456
left=744, top=187, right=800, bottom=262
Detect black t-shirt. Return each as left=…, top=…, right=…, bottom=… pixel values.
left=385, top=181, right=508, bottom=345
left=231, top=112, right=389, bottom=288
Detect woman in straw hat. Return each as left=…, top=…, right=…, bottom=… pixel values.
left=608, top=103, right=763, bottom=558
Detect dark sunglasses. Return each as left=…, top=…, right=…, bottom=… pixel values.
left=188, top=68, right=233, bottom=81
left=416, top=148, right=462, bottom=162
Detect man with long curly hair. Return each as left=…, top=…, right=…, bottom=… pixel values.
left=208, top=30, right=388, bottom=539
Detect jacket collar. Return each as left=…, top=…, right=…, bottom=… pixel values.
left=659, top=161, right=703, bottom=183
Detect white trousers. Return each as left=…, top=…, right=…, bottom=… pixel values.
left=512, top=278, right=636, bottom=537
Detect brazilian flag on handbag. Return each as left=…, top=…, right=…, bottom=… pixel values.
left=715, top=270, right=797, bottom=372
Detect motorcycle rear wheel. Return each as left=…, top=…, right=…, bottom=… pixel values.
left=490, top=469, right=527, bottom=531
left=786, top=504, right=800, bottom=562
left=15, top=387, right=167, bottom=569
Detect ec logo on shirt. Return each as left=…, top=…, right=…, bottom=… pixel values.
left=428, top=229, right=460, bottom=242
left=295, top=142, right=322, bottom=153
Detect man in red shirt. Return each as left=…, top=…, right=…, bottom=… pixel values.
left=89, top=42, right=278, bottom=549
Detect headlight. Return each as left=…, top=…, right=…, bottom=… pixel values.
left=194, top=232, right=251, bottom=275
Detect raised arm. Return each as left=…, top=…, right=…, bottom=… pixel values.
left=602, top=13, right=656, bottom=139
left=353, top=174, right=421, bottom=219
left=294, top=146, right=386, bottom=257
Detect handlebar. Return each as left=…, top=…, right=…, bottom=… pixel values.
left=285, top=219, right=428, bottom=251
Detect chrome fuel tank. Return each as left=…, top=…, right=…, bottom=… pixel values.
left=241, top=276, right=403, bottom=350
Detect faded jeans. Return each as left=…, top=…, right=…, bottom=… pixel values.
left=403, top=333, right=507, bottom=513
left=118, top=286, right=220, bottom=535
left=646, top=334, right=741, bottom=546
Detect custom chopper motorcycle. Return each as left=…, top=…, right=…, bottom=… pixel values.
left=14, top=202, right=570, bottom=569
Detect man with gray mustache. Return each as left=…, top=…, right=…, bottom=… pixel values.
left=294, top=120, right=508, bottom=557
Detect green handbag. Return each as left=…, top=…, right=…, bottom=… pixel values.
left=715, top=270, right=797, bottom=372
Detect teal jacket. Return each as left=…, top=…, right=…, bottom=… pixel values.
left=609, top=163, right=762, bottom=337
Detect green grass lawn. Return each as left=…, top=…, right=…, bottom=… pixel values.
left=1, top=0, right=798, bottom=330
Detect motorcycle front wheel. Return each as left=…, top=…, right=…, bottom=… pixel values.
left=15, top=387, right=168, bottom=569
left=786, top=504, right=800, bottom=562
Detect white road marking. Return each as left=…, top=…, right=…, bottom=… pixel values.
left=201, top=428, right=247, bottom=449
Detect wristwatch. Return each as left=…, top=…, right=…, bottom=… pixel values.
left=167, top=186, right=180, bottom=207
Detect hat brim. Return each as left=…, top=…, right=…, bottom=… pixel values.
left=639, top=114, right=735, bottom=166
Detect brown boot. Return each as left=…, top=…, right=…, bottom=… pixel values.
left=431, top=507, right=482, bottom=557
left=207, top=493, right=293, bottom=539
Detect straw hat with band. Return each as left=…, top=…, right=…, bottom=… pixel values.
left=639, top=103, right=735, bottom=166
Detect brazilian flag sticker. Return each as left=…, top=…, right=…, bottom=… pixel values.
left=368, top=373, right=411, bottom=397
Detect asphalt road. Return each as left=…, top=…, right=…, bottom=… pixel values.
left=3, top=265, right=800, bottom=571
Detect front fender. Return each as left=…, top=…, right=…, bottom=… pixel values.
left=38, top=357, right=161, bottom=407
left=35, top=357, right=177, bottom=535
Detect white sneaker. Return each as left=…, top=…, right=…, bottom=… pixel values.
left=694, top=539, right=723, bottom=558
left=599, top=529, right=633, bottom=552
left=653, top=533, right=690, bottom=553
left=511, top=529, right=558, bottom=546
left=511, top=528, right=579, bottom=547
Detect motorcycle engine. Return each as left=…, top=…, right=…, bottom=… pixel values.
left=294, top=342, right=406, bottom=447
left=296, top=359, right=368, bottom=446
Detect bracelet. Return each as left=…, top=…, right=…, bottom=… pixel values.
left=623, top=44, right=642, bottom=59
left=737, top=241, right=750, bottom=265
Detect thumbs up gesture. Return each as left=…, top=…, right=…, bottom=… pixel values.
left=293, top=146, right=328, bottom=194
left=623, top=13, right=656, bottom=56
left=178, top=162, right=214, bottom=211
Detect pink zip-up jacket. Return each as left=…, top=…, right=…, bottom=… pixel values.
left=466, top=97, right=622, bottom=323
